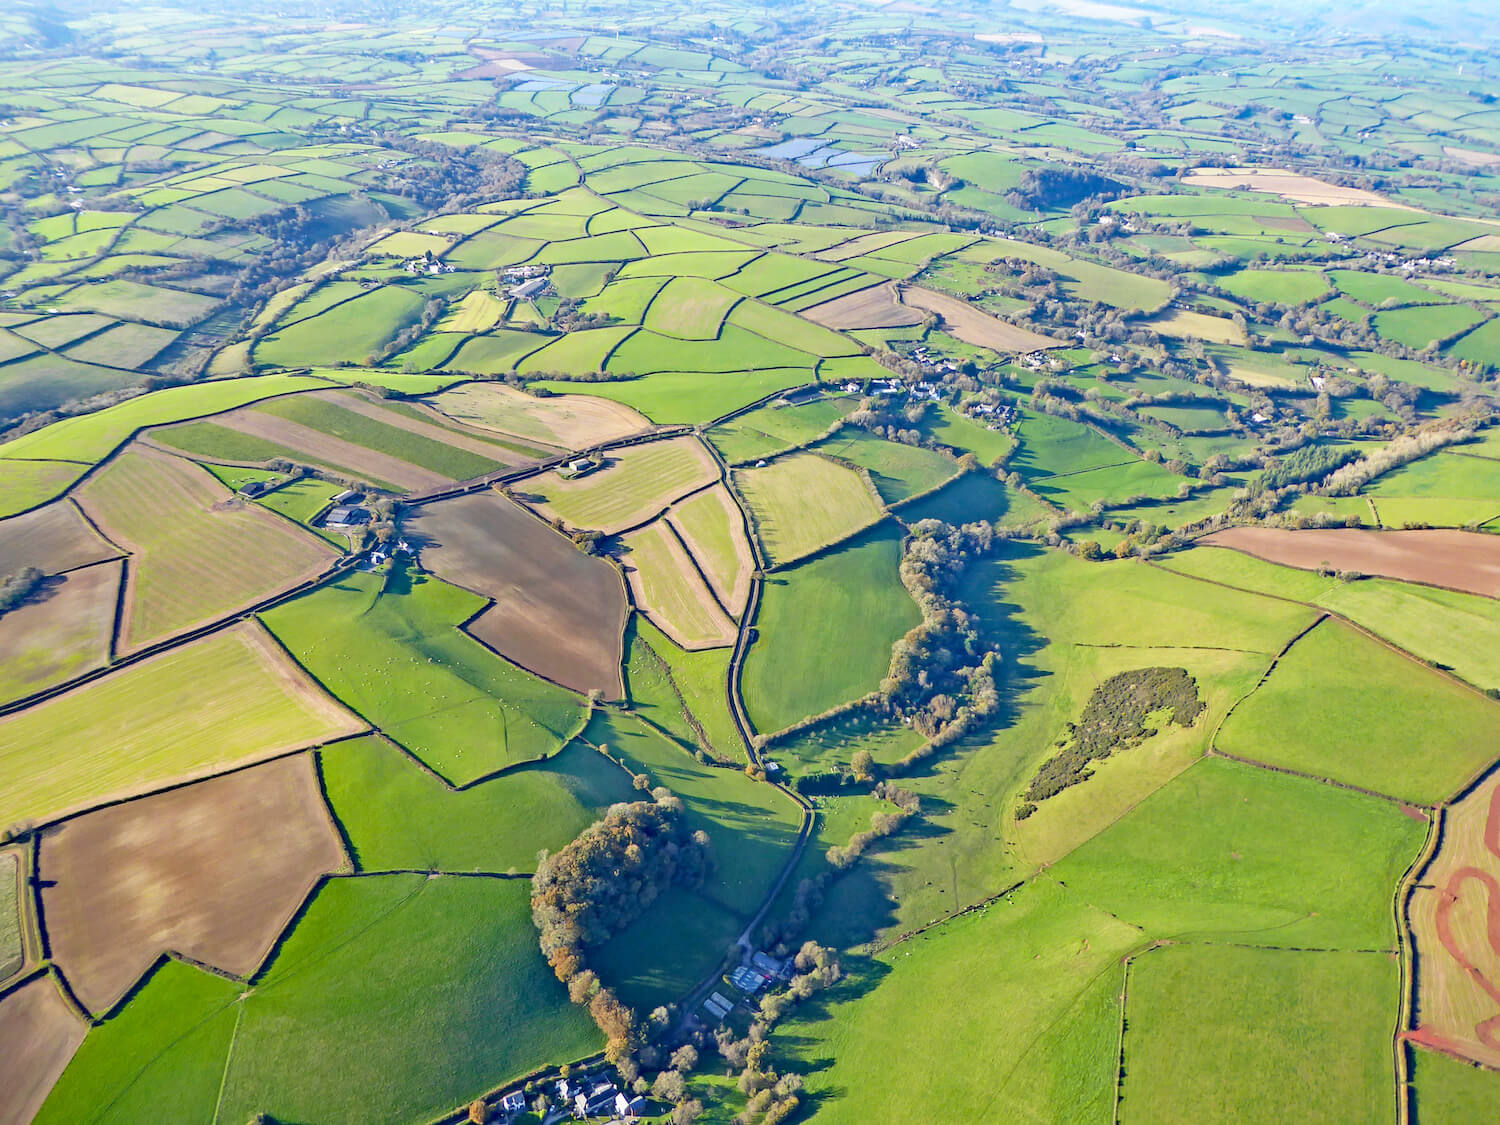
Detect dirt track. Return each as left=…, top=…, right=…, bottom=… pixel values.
left=405, top=491, right=627, bottom=698
left=40, top=751, right=344, bottom=1015
left=1203, top=527, right=1500, bottom=598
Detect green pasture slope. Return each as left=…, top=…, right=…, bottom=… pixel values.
left=260, top=567, right=585, bottom=785
left=742, top=521, right=920, bottom=734
left=1120, top=945, right=1395, bottom=1125
left=1216, top=617, right=1500, bottom=804
left=320, top=734, right=636, bottom=874
left=624, top=615, right=746, bottom=762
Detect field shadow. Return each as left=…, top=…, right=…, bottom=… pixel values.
left=773, top=955, right=894, bottom=1118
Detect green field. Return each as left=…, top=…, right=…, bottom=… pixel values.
left=813, top=429, right=959, bottom=503
left=743, top=522, right=919, bottom=733
left=1120, top=945, right=1395, bottom=1125
left=707, top=396, right=856, bottom=464
left=216, top=874, right=599, bottom=1124
left=0, top=849, right=21, bottom=979
left=624, top=615, right=746, bottom=762
left=734, top=451, right=885, bottom=565
left=1049, top=755, right=1425, bottom=949
left=260, top=568, right=585, bottom=785
left=321, top=734, right=636, bottom=874
left=783, top=879, right=1140, bottom=1124
left=1410, top=1046, right=1500, bottom=1123
left=1216, top=617, right=1499, bottom=803
left=524, top=437, right=713, bottom=531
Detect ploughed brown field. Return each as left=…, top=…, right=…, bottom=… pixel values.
left=1202, top=527, right=1500, bottom=598
left=0, top=976, right=87, bottom=1125
left=39, top=751, right=344, bottom=1015
left=898, top=286, right=1060, bottom=352
left=423, top=380, right=649, bottom=450
left=0, top=499, right=120, bottom=577
left=799, top=282, right=927, bottom=331
left=404, top=491, right=628, bottom=698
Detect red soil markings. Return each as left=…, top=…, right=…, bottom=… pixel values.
left=1202, top=526, right=1500, bottom=599
left=1433, top=865, right=1500, bottom=1053
left=1401, top=1025, right=1471, bottom=1057
left=1400, top=804, right=1430, bottom=822
left=1485, top=783, right=1500, bottom=861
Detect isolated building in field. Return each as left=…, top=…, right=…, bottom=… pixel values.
left=509, top=276, right=550, bottom=300
left=324, top=505, right=370, bottom=527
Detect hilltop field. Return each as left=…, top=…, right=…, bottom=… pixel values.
left=2, top=2, right=1500, bottom=1123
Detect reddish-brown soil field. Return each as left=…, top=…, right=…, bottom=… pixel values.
left=0, top=975, right=87, bottom=1125
left=39, top=752, right=345, bottom=1015
left=1203, top=527, right=1500, bottom=598
left=1411, top=774, right=1500, bottom=1065
left=405, top=491, right=627, bottom=698
left=0, top=499, right=119, bottom=577
left=0, top=558, right=121, bottom=703
left=800, top=282, right=926, bottom=331
left=899, top=286, right=1059, bottom=352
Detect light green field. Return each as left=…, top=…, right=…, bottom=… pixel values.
left=734, top=451, right=885, bottom=565
left=784, top=878, right=1140, bottom=1125
left=321, top=734, right=636, bottom=874
left=922, top=403, right=1015, bottom=465
left=79, top=449, right=334, bottom=647
left=669, top=485, right=750, bottom=610
left=0, top=623, right=360, bottom=834
left=1049, top=755, right=1425, bottom=949
left=0, top=374, right=329, bottom=516
left=530, top=367, right=812, bottom=424
left=1120, top=945, right=1395, bottom=1125
left=260, top=568, right=585, bottom=785
left=1218, top=267, right=1330, bottom=305
left=622, top=519, right=735, bottom=648
left=524, top=436, right=716, bottom=532
left=743, top=522, right=919, bottom=733
left=642, top=275, right=741, bottom=339
left=1010, top=411, right=1133, bottom=480
left=708, top=396, right=856, bottom=463
left=255, top=285, right=427, bottom=367
left=0, top=849, right=21, bottom=979
left=1216, top=617, right=1499, bottom=803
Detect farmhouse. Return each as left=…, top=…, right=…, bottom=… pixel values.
left=575, top=1081, right=620, bottom=1118
left=614, top=1091, right=646, bottom=1118
left=498, top=1089, right=525, bottom=1116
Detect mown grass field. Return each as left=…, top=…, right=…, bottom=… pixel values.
left=524, top=436, right=717, bottom=532
left=734, top=451, right=885, bottom=566
left=1217, top=617, right=1499, bottom=803
left=1120, top=945, right=1395, bottom=1125
left=743, top=522, right=919, bottom=733
left=321, top=734, right=636, bottom=874
left=260, top=568, right=585, bottom=785
left=79, top=448, right=335, bottom=647
left=668, top=485, right=752, bottom=614
left=0, top=848, right=22, bottom=979
left=621, top=520, right=736, bottom=649
left=0, top=623, right=361, bottom=831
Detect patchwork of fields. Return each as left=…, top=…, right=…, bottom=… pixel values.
left=2, top=2, right=1500, bottom=1123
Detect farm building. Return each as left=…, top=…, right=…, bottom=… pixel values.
left=238, top=480, right=270, bottom=498
left=730, top=965, right=769, bottom=992
left=323, top=505, right=370, bottom=528
left=558, top=456, right=598, bottom=480
left=509, top=276, right=550, bottom=300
